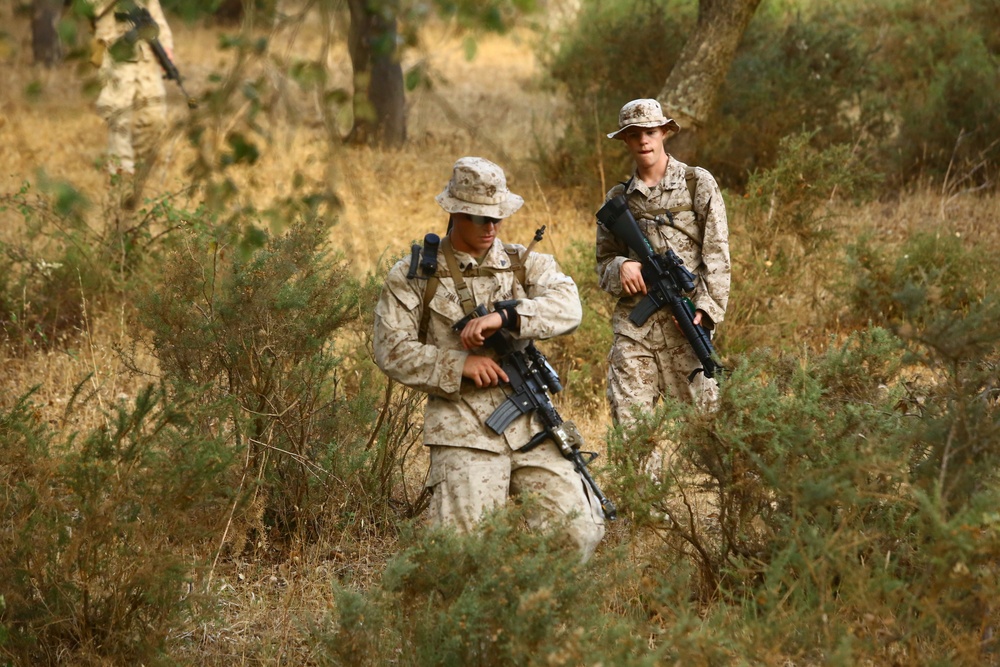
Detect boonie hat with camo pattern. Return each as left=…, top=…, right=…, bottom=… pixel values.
left=607, top=98, right=681, bottom=139
left=435, top=157, right=524, bottom=219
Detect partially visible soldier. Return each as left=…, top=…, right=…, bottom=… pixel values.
left=597, top=98, right=731, bottom=429
left=374, top=157, right=606, bottom=562
left=89, top=0, right=173, bottom=195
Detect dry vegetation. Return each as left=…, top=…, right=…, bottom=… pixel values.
left=2, top=2, right=999, bottom=664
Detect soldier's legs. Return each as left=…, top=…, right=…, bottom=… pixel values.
left=129, top=65, right=168, bottom=204
left=606, top=333, right=661, bottom=427
left=426, top=444, right=605, bottom=562
left=426, top=445, right=510, bottom=534
left=96, top=62, right=137, bottom=175
left=653, top=322, right=720, bottom=413
left=510, top=443, right=606, bottom=562
left=131, top=63, right=167, bottom=174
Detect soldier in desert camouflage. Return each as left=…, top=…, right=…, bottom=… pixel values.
left=89, top=0, right=173, bottom=192
left=597, top=99, right=731, bottom=436
left=374, top=157, right=605, bottom=561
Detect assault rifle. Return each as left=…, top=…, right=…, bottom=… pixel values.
left=453, top=304, right=617, bottom=520
left=115, top=4, right=197, bottom=108
left=597, top=194, right=722, bottom=381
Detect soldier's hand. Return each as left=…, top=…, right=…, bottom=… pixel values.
left=459, top=312, right=503, bottom=349
left=462, top=354, right=508, bottom=388
left=620, top=260, right=647, bottom=295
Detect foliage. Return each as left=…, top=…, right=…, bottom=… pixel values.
left=537, top=0, right=691, bottom=188
left=135, top=216, right=424, bottom=556
left=0, top=178, right=199, bottom=354
left=429, top=0, right=539, bottom=33
left=857, top=0, right=1000, bottom=187
left=540, top=0, right=1000, bottom=191
left=0, top=385, right=233, bottom=666
left=725, top=132, right=880, bottom=354
left=844, top=231, right=1000, bottom=512
left=703, top=3, right=882, bottom=188
left=316, top=507, right=658, bottom=667
left=605, top=315, right=1000, bottom=662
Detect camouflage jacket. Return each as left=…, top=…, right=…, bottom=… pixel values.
left=596, top=156, right=731, bottom=340
left=373, top=237, right=581, bottom=454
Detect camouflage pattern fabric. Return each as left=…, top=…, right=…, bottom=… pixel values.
left=374, top=237, right=605, bottom=559
left=93, top=0, right=173, bottom=174
left=427, top=444, right=605, bottom=561
left=596, top=156, right=731, bottom=424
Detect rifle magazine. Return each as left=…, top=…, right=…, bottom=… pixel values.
left=485, top=391, right=533, bottom=435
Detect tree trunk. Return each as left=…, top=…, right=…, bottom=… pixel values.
left=658, top=0, right=762, bottom=163
left=346, top=0, right=407, bottom=147
left=31, top=0, right=63, bottom=67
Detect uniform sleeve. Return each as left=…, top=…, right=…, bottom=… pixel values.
left=372, top=263, right=468, bottom=400
left=512, top=252, right=582, bottom=341
left=596, top=185, right=632, bottom=298
left=690, top=168, right=731, bottom=326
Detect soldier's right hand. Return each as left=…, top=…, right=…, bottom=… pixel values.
left=462, top=355, right=509, bottom=388
left=620, top=260, right=648, bottom=295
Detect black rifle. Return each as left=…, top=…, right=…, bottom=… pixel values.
left=453, top=304, right=617, bottom=520
left=115, top=4, right=197, bottom=108
left=596, top=194, right=722, bottom=381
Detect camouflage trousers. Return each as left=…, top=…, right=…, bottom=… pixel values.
left=606, top=317, right=719, bottom=426
left=426, top=443, right=606, bottom=562
left=95, top=57, right=167, bottom=175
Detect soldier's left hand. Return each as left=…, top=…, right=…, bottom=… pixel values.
left=459, top=312, right=503, bottom=349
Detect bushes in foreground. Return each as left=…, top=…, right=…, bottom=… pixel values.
left=0, top=385, right=233, bottom=665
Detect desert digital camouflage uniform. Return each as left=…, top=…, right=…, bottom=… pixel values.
left=374, top=158, right=605, bottom=561
left=91, top=0, right=173, bottom=175
left=597, top=154, right=731, bottom=424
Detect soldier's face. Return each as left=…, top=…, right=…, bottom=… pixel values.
left=450, top=213, right=502, bottom=256
left=623, top=126, right=667, bottom=170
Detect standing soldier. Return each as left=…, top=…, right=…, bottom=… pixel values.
left=374, top=157, right=606, bottom=562
left=597, top=99, right=731, bottom=434
left=89, top=0, right=174, bottom=200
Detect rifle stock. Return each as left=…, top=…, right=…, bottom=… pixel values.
left=597, top=194, right=723, bottom=381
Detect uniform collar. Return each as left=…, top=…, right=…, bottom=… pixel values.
left=450, top=238, right=508, bottom=271
left=626, top=156, right=689, bottom=196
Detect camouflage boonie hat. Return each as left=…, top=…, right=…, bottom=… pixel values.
left=435, top=157, right=524, bottom=219
left=607, top=98, right=681, bottom=139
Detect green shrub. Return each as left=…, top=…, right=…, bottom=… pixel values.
left=0, top=178, right=210, bottom=354
left=844, top=231, right=1000, bottom=511
left=0, top=180, right=99, bottom=353
left=858, top=0, right=1000, bottom=186
left=317, top=506, right=659, bottom=666
left=136, top=217, right=421, bottom=555
left=726, top=132, right=880, bottom=354
left=603, top=322, right=1000, bottom=662
left=0, top=385, right=233, bottom=666
left=704, top=5, right=880, bottom=189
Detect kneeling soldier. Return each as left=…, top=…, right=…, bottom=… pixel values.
left=373, top=157, right=606, bottom=561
